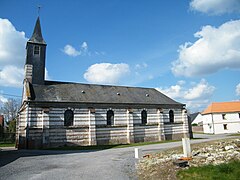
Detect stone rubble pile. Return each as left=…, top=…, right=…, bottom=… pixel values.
left=139, top=138, right=240, bottom=169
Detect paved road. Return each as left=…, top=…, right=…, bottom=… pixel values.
left=0, top=133, right=238, bottom=180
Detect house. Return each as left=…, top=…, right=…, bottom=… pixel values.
left=16, top=17, right=189, bottom=149
left=202, top=102, right=240, bottom=134
left=189, top=112, right=203, bottom=125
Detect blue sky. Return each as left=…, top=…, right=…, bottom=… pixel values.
left=0, top=0, right=240, bottom=112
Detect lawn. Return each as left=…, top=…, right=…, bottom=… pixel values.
left=0, top=142, right=15, bottom=147
left=177, top=160, right=240, bottom=180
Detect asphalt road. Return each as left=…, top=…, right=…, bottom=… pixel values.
left=0, top=133, right=237, bottom=180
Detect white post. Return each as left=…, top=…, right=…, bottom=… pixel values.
left=182, top=138, right=191, bottom=157
left=135, top=148, right=142, bottom=159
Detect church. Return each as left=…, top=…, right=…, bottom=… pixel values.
left=16, top=17, right=189, bottom=149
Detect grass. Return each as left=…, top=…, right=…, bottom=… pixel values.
left=229, top=133, right=240, bottom=136
left=177, top=160, right=240, bottom=180
left=0, top=142, right=15, bottom=147
left=45, top=139, right=179, bottom=150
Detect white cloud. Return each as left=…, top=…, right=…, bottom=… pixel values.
left=63, top=44, right=81, bottom=57
left=190, top=0, right=240, bottom=15
left=156, top=79, right=215, bottom=112
left=0, top=18, right=27, bottom=87
left=63, top=41, right=103, bottom=57
left=172, top=20, right=240, bottom=77
left=135, top=63, right=148, bottom=69
left=84, top=63, right=130, bottom=84
left=236, top=83, right=240, bottom=96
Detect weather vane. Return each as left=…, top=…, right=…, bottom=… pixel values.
left=37, top=5, right=42, bottom=16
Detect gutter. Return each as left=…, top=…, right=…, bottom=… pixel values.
left=211, top=113, right=215, bottom=134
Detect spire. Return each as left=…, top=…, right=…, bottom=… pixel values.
left=29, top=17, right=46, bottom=44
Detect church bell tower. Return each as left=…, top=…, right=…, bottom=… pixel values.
left=25, top=17, right=46, bottom=85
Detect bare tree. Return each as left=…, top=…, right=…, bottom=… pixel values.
left=0, top=98, right=21, bottom=122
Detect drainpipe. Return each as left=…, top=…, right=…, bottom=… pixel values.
left=211, top=113, right=215, bottom=134
left=26, top=102, right=29, bottom=149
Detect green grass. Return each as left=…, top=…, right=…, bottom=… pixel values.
left=44, top=139, right=179, bottom=150
left=177, top=160, right=240, bottom=180
left=0, top=142, right=15, bottom=147
left=229, top=133, right=240, bottom=136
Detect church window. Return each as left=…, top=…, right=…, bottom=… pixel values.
left=141, top=110, right=147, bottom=124
left=34, top=45, right=40, bottom=55
left=169, top=110, right=174, bottom=123
left=64, top=109, right=74, bottom=126
left=107, top=110, right=114, bottom=125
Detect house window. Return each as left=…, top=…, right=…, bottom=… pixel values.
left=222, top=114, right=226, bottom=120
left=169, top=110, right=174, bottom=123
left=107, top=110, right=114, bottom=125
left=34, top=45, right=40, bottom=55
left=141, top=110, right=147, bottom=124
left=223, top=124, right=228, bottom=130
left=64, top=109, right=74, bottom=126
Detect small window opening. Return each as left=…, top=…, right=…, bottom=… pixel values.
left=34, top=45, right=40, bottom=55
left=169, top=110, right=174, bottom=123
left=223, top=124, right=228, bottom=130
left=141, top=110, right=147, bottom=124
left=222, top=114, right=226, bottom=120
left=107, top=110, right=114, bottom=125
left=64, top=109, right=74, bottom=126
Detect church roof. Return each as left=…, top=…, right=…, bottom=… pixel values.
left=28, top=81, right=183, bottom=107
left=28, top=17, right=46, bottom=44
left=202, top=102, right=240, bottom=115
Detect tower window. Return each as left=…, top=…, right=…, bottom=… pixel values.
left=34, top=45, right=40, bottom=55
left=141, top=110, right=147, bottom=124
left=169, top=110, right=174, bottom=123
left=64, top=109, right=74, bottom=126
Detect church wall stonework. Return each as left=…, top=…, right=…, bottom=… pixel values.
left=17, top=105, right=189, bottom=149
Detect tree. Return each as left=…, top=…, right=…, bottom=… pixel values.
left=0, top=98, right=21, bottom=122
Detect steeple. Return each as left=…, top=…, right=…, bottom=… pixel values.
left=25, top=17, right=47, bottom=85
left=28, top=17, right=46, bottom=44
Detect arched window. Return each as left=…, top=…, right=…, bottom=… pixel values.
left=64, top=109, right=74, bottom=126
left=169, top=110, right=174, bottom=123
left=107, top=110, right=114, bottom=125
left=141, top=110, right=147, bottom=124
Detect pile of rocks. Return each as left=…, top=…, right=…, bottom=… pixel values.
left=190, top=138, right=240, bottom=166
left=137, top=138, right=240, bottom=179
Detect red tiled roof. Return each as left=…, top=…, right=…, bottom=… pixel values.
left=202, top=102, right=240, bottom=115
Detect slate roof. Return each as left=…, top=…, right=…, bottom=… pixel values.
left=29, top=81, right=183, bottom=106
left=28, top=17, right=46, bottom=44
left=202, top=102, right=240, bottom=115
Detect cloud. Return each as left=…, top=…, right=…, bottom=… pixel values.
left=236, top=83, right=240, bottom=96
left=156, top=79, right=215, bottom=112
left=135, top=63, right=148, bottom=69
left=63, top=44, right=81, bottom=57
left=172, top=20, right=240, bottom=77
left=0, top=18, right=27, bottom=87
left=190, top=0, right=240, bottom=15
left=84, top=63, right=130, bottom=84
left=63, top=41, right=103, bottom=57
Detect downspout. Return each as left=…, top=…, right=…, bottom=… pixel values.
left=26, top=101, right=30, bottom=149
left=211, top=113, right=215, bottom=134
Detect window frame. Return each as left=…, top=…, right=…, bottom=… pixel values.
left=64, top=109, right=74, bottom=126
left=141, top=110, right=147, bottom=124
left=107, top=109, right=114, bottom=126
left=169, top=110, right=174, bottom=123
left=33, top=45, right=40, bottom=56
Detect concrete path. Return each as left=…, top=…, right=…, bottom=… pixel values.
left=0, top=133, right=238, bottom=180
